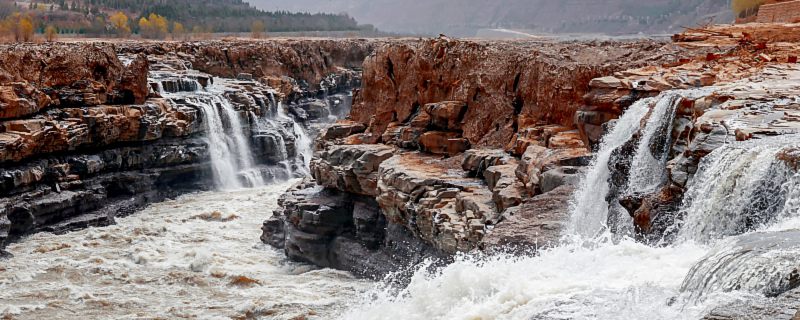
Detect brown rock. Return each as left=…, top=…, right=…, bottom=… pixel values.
left=418, top=131, right=470, bottom=156
left=481, top=185, right=574, bottom=252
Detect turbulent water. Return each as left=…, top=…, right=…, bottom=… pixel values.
left=3, top=73, right=799, bottom=319
left=0, top=182, right=371, bottom=319
left=342, top=91, right=800, bottom=320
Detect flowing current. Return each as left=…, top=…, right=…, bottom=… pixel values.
left=342, top=90, right=800, bottom=319
left=3, top=77, right=799, bottom=319
left=0, top=183, right=370, bottom=319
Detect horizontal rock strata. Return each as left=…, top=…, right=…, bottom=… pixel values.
left=0, top=40, right=372, bottom=252
left=263, top=36, right=708, bottom=277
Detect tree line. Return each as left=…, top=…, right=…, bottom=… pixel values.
left=0, top=0, right=374, bottom=42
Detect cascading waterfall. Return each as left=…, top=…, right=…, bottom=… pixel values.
left=568, top=96, right=652, bottom=238
left=275, top=101, right=314, bottom=174
left=625, top=93, right=682, bottom=195
left=343, top=89, right=800, bottom=320
left=149, top=71, right=327, bottom=190
left=190, top=96, right=251, bottom=189
left=215, top=96, right=266, bottom=188
left=676, top=136, right=800, bottom=243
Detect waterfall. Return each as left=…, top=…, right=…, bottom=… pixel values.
left=191, top=97, right=247, bottom=189
left=676, top=135, right=800, bottom=243
left=343, top=86, right=800, bottom=319
left=567, top=97, right=652, bottom=238
left=625, top=93, right=682, bottom=195
left=275, top=101, right=313, bottom=174
left=186, top=95, right=264, bottom=189
left=214, top=96, right=266, bottom=188
left=148, top=68, right=337, bottom=190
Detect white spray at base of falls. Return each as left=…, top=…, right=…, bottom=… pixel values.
left=342, top=90, right=800, bottom=320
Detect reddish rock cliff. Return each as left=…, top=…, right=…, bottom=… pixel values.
left=350, top=38, right=685, bottom=150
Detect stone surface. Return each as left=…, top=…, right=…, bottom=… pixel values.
left=350, top=38, right=687, bottom=149
left=481, top=185, right=575, bottom=252
left=311, top=144, right=395, bottom=196
left=0, top=40, right=367, bottom=251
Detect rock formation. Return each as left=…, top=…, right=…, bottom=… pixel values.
left=0, top=40, right=373, bottom=252
left=262, top=36, right=702, bottom=276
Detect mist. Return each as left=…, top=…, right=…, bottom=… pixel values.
left=249, top=0, right=734, bottom=36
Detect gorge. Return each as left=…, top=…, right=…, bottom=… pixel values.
left=3, top=24, right=800, bottom=320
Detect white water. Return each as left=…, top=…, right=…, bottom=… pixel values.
left=343, top=91, right=800, bottom=320
left=677, top=136, right=800, bottom=243
left=625, top=93, right=681, bottom=195
left=0, top=182, right=371, bottom=319
left=568, top=96, right=652, bottom=238
left=215, top=96, right=266, bottom=188
left=191, top=95, right=255, bottom=189
left=276, top=102, right=314, bottom=175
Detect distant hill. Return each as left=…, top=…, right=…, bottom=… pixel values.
left=0, top=0, right=372, bottom=35
left=250, top=0, right=734, bottom=36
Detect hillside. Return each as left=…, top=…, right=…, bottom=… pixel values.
left=0, top=0, right=371, bottom=35
left=252, top=0, right=734, bottom=36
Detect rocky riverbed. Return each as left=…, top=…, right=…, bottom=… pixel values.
left=3, top=24, right=800, bottom=320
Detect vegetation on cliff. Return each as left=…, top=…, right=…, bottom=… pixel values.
left=0, top=0, right=372, bottom=41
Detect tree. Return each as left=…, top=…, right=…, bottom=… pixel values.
left=6, top=14, right=35, bottom=42
left=110, top=12, right=131, bottom=37
left=139, top=13, right=168, bottom=39
left=44, top=25, right=57, bottom=42
left=251, top=20, right=265, bottom=39
left=171, top=22, right=184, bottom=40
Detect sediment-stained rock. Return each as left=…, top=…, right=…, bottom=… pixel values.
left=0, top=40, right=368, bottom=251
left=351, top=37, right=685, bottom=149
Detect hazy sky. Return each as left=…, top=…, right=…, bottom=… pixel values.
left=249, top=0, right=733, bottom=36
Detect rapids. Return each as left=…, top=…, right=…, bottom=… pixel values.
left=341, top=90, right=800, bottom=320
left=0, top=182, right=371, bottom=319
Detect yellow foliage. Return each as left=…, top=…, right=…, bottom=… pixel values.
left=172, top=22, right=185, bottom=40
left=251, top=20, right=265, bottom=39
left=139, top=13, right=169, bottom=39
left=110, top=12, right=131, bottom=37
left=5, top=14, right=36, bottom=42
left=44, top=25, right=57, bottom=42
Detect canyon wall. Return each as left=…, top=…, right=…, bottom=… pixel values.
left=262, top=37, right=703, bottom=276
left=0, top=40, right=375, bottom=253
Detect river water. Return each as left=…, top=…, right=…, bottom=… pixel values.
left=0, top=181, right=371, bottom=320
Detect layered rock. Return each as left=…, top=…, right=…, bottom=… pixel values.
left=263, top=37, right=703, bottom=276
left=118, top=39, right=379, bottom=101
left=0, top=40, right=370, bottom=252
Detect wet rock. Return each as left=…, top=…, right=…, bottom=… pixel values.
left=540, top=166, right=584, bottom=193
left=481, top=185, right=574, bottom=252
left=311, top=144, right=396, bottom=196
left=263, top=178, right=444, bottom=278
